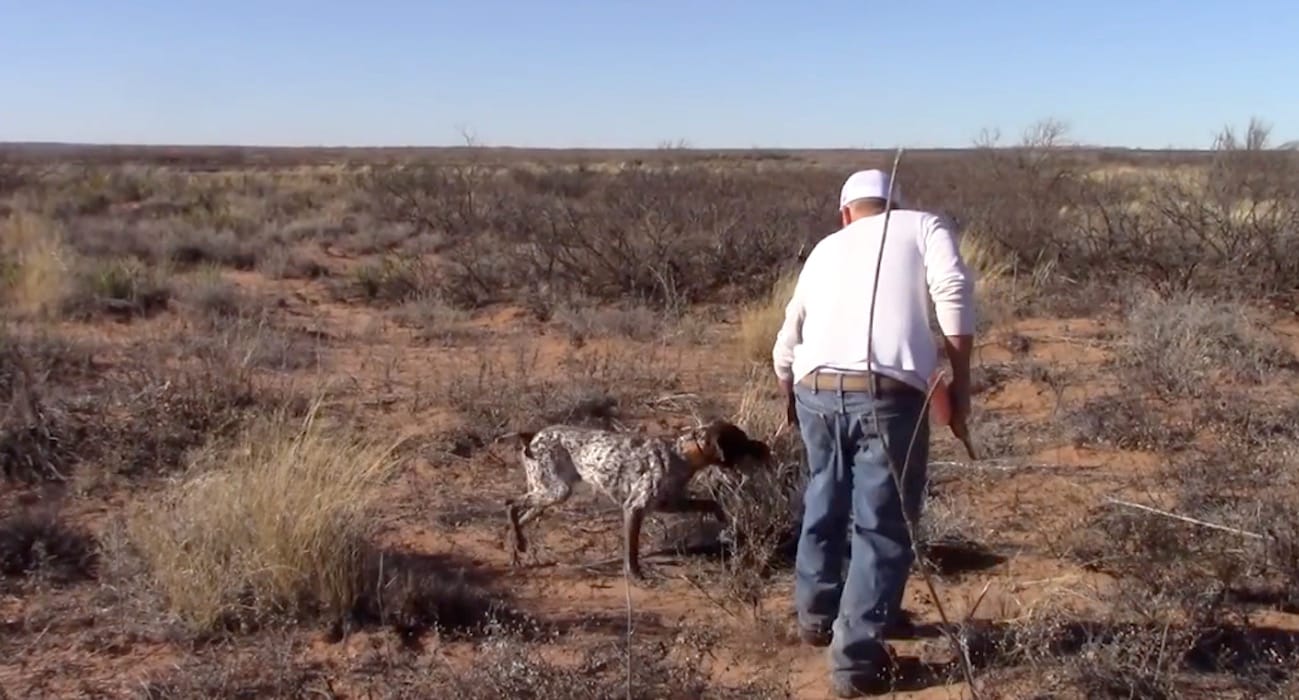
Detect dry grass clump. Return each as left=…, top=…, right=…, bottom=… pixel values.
left=551, top=303, right=664, bottom=344
left=669, top=369, right=805, bottom=610
left=62, top=257, right=173, bottom=320
left=0, top=212, right=177, bottom=321
left=1119, top=294, right=1294, bottom=400
left=178, top=268, right=253, bottom=319
left=0, top=328, right=96, bottom=482
left=735, top=270, right=798, bottom=365
left=130, top=403, right=405, bottom=633
left=0, top=211, right=73, bottom=317
left=959, top=229, right=1022, bottom=332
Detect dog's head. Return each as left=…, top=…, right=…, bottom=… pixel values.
left=684, top=419, right=771, bottom=472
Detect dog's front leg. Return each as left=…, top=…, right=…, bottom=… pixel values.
left=623, top=506, right=647, bottom=581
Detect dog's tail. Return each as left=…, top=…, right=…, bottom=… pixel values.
left=493, top=430, right=537, bottom=458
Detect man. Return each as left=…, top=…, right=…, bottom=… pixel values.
left=772, top=168, right=975, bottom=696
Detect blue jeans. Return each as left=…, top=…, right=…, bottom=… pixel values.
left=792, top=377, right=929, bottom=680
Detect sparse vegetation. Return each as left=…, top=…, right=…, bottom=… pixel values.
left=130, top=403, right=404, bottom=633
left=3, top=132, right=1299, bottom=697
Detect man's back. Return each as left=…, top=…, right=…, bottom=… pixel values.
left=772, top=208, right=973, bottom=392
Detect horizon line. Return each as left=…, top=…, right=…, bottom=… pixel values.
left=0, top=140, right=1232, bottom=154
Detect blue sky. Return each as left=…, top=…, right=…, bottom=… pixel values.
left=1, top=1, right=1295, bottom=148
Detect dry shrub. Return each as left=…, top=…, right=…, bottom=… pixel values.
left=0, top=508, right=98, bottom=587
left=427, top=638, right=789, bottom=700
left=1119, top=294, right=1293, bottom=400
left=100, top=359, right=266, bottom=478
left=136, top=640, right=327, bottom=700
left=678, top=369, right=805, bottom=611
left=130, top=403, right=405, bottom=633
left=551, top=304, right=664, bottom=344
left=187, top=317, right=324, bottom=373
left=0, top=329, right=97, bottom=482
left=163, top=227, right=258, bottom=270
left=179, top=268, right=252, bottom=319
left=2, top=326, right=270, bottom=484
left=1062, top=393, right=1195, bottom=452
left=369, top=163, right=830, bottom=310
left=258, top=244, right=328, bottom=280
left=343, top=253, right=437, bottom=305
left=62, top=257, right=172, bottom=320
left=441, top=345, right=680, bottom=442
left=140, top=634, right=789, bottom=700
left=392, top=295, right=480, bottom=346
left=0, top=211, right=73, bottom=317
left=735, top=270, right=798, bottom=365
left=1047, top=409, right=1299, bottom=694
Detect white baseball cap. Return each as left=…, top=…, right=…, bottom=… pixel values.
left=839, top=169, right=902, bottom=209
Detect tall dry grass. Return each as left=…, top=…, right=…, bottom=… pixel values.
left=735, top=270, right=798, bottom=365
left=130, top=402, right=405, bottom=633
left=959, top=228, right=1019, bottom=332
left=0, top=211, right=72, bottom=317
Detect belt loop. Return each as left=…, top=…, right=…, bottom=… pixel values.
left=836, top=372, right=844, bottom=399
left=811, top=370, right=819, bottom=395
left=870, top=371, right=879, bottom=399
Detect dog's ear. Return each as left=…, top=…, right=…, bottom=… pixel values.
left=702, top=420, right=755, bottom=466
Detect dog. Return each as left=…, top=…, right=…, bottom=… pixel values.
left=501, top=419, right=771, bottom=580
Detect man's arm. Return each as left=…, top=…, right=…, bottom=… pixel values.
left=772, top=268, right=807, bottom=425
left=922, top=215, right=976, bottom=422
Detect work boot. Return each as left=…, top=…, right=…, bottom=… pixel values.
left=828, top=644, right=896, bottom=697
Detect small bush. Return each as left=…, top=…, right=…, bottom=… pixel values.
left=188, top=319, right=323, bottom=372
left=0, top=211, right=73, bottom=317
left=130, top=403, right=405, bottom=633
left=0, top=509, right=98, bottom=586
left=552, top=304, right=663, bottom=343
left=180, top=269, right=250, bottom=319
left=258, top=245, right=328, bottom=280
left=1062, top=394, right=1194, bottom=452
left=347, top=254, right=435, bottom=305
left=683, top=370, right=805, bottom=609
left=101, top=359, right=265, bottom=478
left=163, top=227, right=258, bottom=270
left=2, top=325, right=266, bottom=483
left=1119, top=294, right=1293, bottom=400
left=63, top=257, right=172, bottom=319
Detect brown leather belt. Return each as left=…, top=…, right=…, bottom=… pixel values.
left=798, top=371, right=921, bottom=396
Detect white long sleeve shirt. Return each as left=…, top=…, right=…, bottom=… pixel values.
left=772, top=209, right=975, bottom=392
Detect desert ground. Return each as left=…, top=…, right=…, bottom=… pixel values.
left=3, top=123, right=1299, bottom=698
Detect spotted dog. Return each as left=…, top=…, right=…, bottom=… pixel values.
left=502, top=419, right=771, bottom=580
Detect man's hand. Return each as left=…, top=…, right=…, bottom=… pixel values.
left=948, top=378, right=971, bottom=438
left=779, top=377, right=798, bottom=428
left=942, top=334, right=975, bottom=458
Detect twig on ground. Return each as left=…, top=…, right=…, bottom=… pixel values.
left=1104, top=498, right=1269, bottom=540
